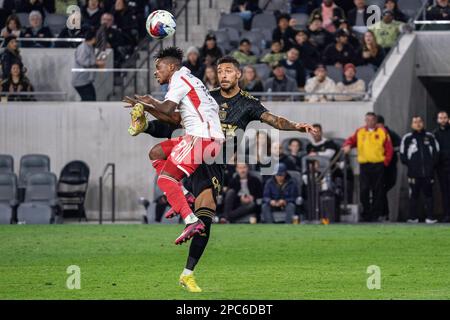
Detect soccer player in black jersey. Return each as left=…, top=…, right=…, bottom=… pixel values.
left=125, top=56, right=317, bottom=292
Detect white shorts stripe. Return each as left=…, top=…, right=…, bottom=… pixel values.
left=176, top=165, right=191, bottom=177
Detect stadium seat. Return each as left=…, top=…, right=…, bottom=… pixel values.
left=0, top=173, right=18, bottom=224
left=217, top=27, right=240, bottom=48
left=241, top=30, right=265, bottom=50
left=0, top=154, right=14, bottom=174
left=45, top=14, right=68, bottom=36
left=214, top=29, right=232, bottom=53
left=398, top=0, right=424, bottom=19
left=19, top=154, right=50, bottom=189
left=326, top=65, right=344, bottom=83
left=218, top=14, right=244, bottom=33
left=356, top=65, right=376, bottom=85
left=17, top=172, right=58, bottom=224
left=287, top=170, right=303, bottom=206
left=264, top=0, right=290, bottom=13
left=252, top=63, right=272, bottom=82
left=253, top=28, right=273, bottom=45
left=365, top=0, right=384, bottom=8
left=16, top=12, right=29, bottom=28
left=57, top=160, right=90, bottom=221
left=251, top=13, right=277, bottom=31
left=290, top=13, right=309, bottom=28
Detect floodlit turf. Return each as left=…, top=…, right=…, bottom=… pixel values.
left=0, top=224, right=450, bottom=300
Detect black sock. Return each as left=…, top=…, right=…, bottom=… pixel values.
left=185, top=207, right=214, bottom=271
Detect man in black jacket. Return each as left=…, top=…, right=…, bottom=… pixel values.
left=400, top=116, right=440, bottom=224
left=222, top=163, right=263, bottom=223
left=347, top=0, right=369, bottom=27
left=433, top=111, right=450, bottom=222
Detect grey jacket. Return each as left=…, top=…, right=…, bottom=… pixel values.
left=71, top=41, right=96, bottom=87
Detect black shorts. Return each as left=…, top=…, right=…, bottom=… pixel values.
left=189, top=163, right=224, bottom=203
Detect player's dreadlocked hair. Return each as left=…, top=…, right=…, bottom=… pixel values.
left=154, top=46, right=183, bottom=66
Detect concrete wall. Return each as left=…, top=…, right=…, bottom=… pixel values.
left=20, top=48, right=114, bottom=101
left=0, top=101, right=370, bottom=221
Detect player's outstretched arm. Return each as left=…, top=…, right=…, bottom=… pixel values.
left=134, top=94, right=178, bottom=117
left=123, top=95, right=181, bottom=126
left=260, top=112, right=318, bottom=137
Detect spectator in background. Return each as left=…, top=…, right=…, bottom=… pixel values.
left=337, top=18, right=361, bottom=50
left=18, top=0, right=55, bottom=19
left=400, top=116, right=439, bottom=224
left=279, top=47, right=306, bottom=89
left=182, top=46, right=205, bottom=80
left=304, top=64, right=336, bottom=102
left=81, top=0, right=104, bottom=29
left=203, top=65, right=219, bottom=90
left=343, top=112, right=393, bottom=222
left=287, top=138, right=304, bottom=171
left=306, top=123, right=338, bottom=160
left=293, top=29, right=321, bottom=72
left=96, top=12, right=134, bottom=68
left=262, top=163, right=298, bottom=224
left=1, top=15, right=23, bottom=38
left=22, top=10, right=53, bottom=48
left=0, top=36, right=24, bottom=79
left=322, top=28, right=357, bottom=68
left=222, top=163, right=263, bottom=223
left=264, top=63, right=298, bottom=98
left=248, top=130, right=272, bottom=172
left=368, top=9, right=404, bottom=52
left=72, top=30, right=105, bottom=101
left=377, top=115, right=401, bottom=221
left=310, top=0, right=346, bottom=33
left=433, top=111, right=450, bottom=222
left=260, top=40, right=285, bottom=67
left=240, top=65, right=264, bottom=93
left=232, top=38, right=259, bottom=65
left=426, top=0, right=450, bottom=20
left=112, top=0, right=139, bottom=43
left=384, top=0, right=408, bottom=23
left=358, top=30, right=385, bottom=69
left=307, top=14, right=334, bottom=52
left=271, top=142, right=297, bottom=171
left=199, top=33, right=223, bottom=66
left=347, top=0, right=369, bottom=27
left=1, top=63, right=33, bottom=101
left=272, top=13, right=296, bottom=52
left=335, top=63, right=366, bottom=101
left=230, top=0, right=261, bottom=30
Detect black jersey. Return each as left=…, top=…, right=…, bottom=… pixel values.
left=209, top=88, right=268, bottom=139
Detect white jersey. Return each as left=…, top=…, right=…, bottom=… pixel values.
left=164, top=67, right=224, bottom=140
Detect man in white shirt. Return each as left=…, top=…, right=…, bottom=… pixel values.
left=129, top=47, right=225, bottom=245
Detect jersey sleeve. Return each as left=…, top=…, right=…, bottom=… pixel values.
left=164, top=75, right=191, bottom=104
left=248, top=101, right=268, bottom=122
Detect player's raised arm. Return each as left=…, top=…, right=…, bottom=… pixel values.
left=260, top=111, right=318, bottom=137
left=123, top=95, right=181, bottom=126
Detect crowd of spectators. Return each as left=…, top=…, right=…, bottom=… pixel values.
left=177, top=0, right=449, bottom=102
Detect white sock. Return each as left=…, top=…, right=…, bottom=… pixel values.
left=182, top=268, right=193, bottom=276
left=184, top=213, right=198, bottom=225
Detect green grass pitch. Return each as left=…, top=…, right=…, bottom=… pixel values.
left=1, top=224, right=450, bottom=299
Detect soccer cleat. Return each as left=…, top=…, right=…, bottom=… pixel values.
left=425, top=218, right=438, bottom=224
left=175, top=219, right=205, bottom=245
left=407, top=218, right=419, bottom=223
left=165, top=193, right=196, bottom=219
left=128, top=103, right=148, bottom=136
left=321, top=218, right=330, bottom=225
left=179, top=273, right=202, bottom=293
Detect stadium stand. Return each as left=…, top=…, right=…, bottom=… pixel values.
left=17, top=172, right=58, bottom=224
left=0, top=173, right=18, bottom=224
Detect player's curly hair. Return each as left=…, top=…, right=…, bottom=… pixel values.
left=154, top=46, right=184, bottom=65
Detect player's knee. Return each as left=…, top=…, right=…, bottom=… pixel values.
left=149, top=145, right=165, bottom=161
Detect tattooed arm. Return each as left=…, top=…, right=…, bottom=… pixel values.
left=260, top=111, right=317, bottom=135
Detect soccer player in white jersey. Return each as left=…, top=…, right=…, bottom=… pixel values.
left=132, top=47, right=225, bottom=245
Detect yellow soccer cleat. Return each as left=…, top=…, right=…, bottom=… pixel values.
left=128, top=103, right=148, bottom=136
left=179, top=273, right=202, bottom=293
